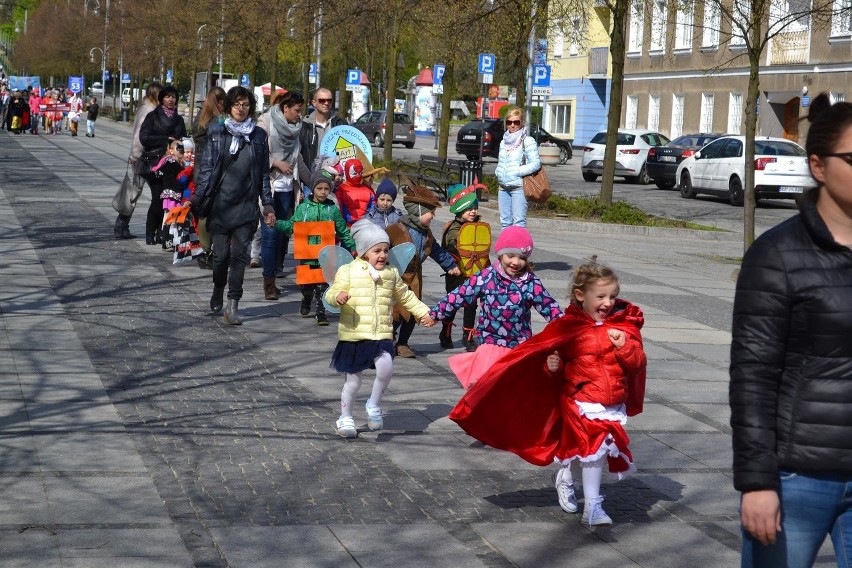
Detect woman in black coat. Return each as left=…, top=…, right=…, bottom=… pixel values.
left=192, top=86, right=275, bottom=325
left=730, top=93, right=852, bottom=567
left=139, top=85, right=187, bottom=246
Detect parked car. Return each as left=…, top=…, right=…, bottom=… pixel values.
left=676, top=136, right=816, bottom=206
left=645, top=133, right=724, bottom=190
left=455, top=119, right=573, bottom=163
left=89, top=82, right=104, bottom=97
left=581, top=129, right=669, bottom=184
left=352, top=111, right=415, bottom=148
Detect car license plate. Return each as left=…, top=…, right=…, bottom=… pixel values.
left=463, top=135, right=477, bottom=141
left=779, top=186, right=802, bottom=193
left=660, top=156, right=677, bottom=162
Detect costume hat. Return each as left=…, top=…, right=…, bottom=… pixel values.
left=402, top=182, right=441, bottom=210
left=447, top=183, right=479, bottom=215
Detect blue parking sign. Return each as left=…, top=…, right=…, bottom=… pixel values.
left=121, top=73, right=131, bottom=83
left=532, top=65, right=551, bottom=87
left=433, top=64, right=445, bottom=85
left=241, top=73, right=250, bottom=87
left=103, top=70, right=110, bottom=81
left=477, top=54, right=495, bottom=74
left=346, top=69, right=360, bottom=87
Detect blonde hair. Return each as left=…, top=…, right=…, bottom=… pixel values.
left=505, top=107, right=524, bottom=124
left=570, top=256, right=620, bottom=307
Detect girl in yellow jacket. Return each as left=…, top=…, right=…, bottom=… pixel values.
left=325, top=219, right=435, bottom=438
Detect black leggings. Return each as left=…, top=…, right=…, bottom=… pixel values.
left=145, top=178, right=164, bottom=239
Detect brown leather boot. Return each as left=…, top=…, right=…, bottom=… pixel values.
left=263, top=277, right=279, bottom=301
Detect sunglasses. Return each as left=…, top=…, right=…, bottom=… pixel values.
left=315, top=98, right=332, bottom=104
left=506, top=120, right=522, bottom=126
left=824, top=152, right=852, bottom=166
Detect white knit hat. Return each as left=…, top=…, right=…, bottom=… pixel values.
left=351, top=219, right=390, bottom=257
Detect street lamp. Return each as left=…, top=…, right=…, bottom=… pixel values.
left=89, top=45, right=111, bottom=98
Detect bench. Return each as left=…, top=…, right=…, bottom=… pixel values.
left=393, top=154, right=462, bottom=201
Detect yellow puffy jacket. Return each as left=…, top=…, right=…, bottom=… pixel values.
left=325, top=259, right=429, bottom=341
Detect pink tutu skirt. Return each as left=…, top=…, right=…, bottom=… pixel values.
left=448, top=343, right=512, bottom=389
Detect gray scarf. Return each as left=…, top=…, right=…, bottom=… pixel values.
left=224, top=117, right=255, bottom=155
left=268, top=105, right=301, bottom=164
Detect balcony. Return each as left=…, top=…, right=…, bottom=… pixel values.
left=589, top=46, right=609, bottom=77
left=768, top=29, right=809, bottom=65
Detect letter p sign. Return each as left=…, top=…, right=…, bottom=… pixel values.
left=346, top=69, right=360, bottom=87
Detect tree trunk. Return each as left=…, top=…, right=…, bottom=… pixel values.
left=600, top=0, right=628, bottom=206
left=742, top=55, right=762, bottom=251
left=383, top=8, right=400, bottom=163
left=438, top=60, right=455, bottom=160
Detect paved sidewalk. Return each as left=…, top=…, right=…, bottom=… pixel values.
left=0, top=122, right=836, bottom=567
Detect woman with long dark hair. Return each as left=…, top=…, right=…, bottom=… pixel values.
left=191, top=86, right=275, bottom=325
left=191, top=86, right=227, bottom=266
left=139, top=85, right=187, bottom=246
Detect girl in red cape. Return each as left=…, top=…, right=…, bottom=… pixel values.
left=449, top=257, right=646, bottom=526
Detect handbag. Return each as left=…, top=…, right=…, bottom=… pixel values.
left=521, top=145, right=552, bottom=204
left=138, top=149, right=162, bottom=177
left=111, top=168, right=144, bottom=216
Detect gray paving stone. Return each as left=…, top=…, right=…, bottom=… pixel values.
left=43, top=476, right=170, bottom=524
left=0, top=528, right=61, bottom=567
left=33, top=432, right=148, bottom=472
left=209, top=525, right=358, bottom=567
left=0, top=477, right=51, bottom=524
left=19, top=401, right=124, bottom=433
left=57, top=527, right=192, bottom=560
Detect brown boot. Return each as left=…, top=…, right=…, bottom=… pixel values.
left=263, top=277, right=279, bottom=300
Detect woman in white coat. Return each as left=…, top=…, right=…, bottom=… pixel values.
left=494, top=107, right=541, bottom=229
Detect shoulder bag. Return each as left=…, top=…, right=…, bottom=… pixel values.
left=521, top=139, right=552, bottom=204
left=111, top=166, right=144, bottom=216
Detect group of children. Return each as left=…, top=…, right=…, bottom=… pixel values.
left=149, top=138, right=203, bottom=261
left=307, top=165, right=646, bottom=528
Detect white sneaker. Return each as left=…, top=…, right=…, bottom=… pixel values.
left=553, top=468, right=578, bottom=513
left=365, top=403, right=383, bottom=431
left=336, top=416, right=357, bottom=438
left=581, top=497, right=613, bottom=526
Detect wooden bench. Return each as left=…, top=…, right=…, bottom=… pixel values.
left=393, top=154, right=462, bottom=201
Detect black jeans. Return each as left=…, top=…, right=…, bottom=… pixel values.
left=211, top=222, right=254, bottom=300
left=395, top=316, right=416, bottom=346
left=145, top=177, right=164, bottom=240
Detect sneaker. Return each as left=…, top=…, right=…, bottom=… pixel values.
left=553, top=468, right=578, bottom=514
left=365, top=403, right=383, bottom=431
left=581, top=497, right=613, bottom=526
left=316, top=312, right=329, bottom=326
left=299, top=299, right=311, bottom=317
left=249, top=258, right=261, bottom=268
left=336, top=416, right=357, bottom=438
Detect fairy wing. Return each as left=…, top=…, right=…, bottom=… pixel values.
left=388, top=242, right=415, bottom=275
left=318, top=245, right=354, bottom=314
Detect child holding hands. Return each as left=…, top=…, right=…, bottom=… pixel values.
left=450, top=257, right=646, bottom=527
left=325, top=219, right=435, bottom=438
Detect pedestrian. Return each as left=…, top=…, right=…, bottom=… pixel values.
left=437, top=182, right=491, bottom=352
left=85, top=96, right=99, bottom=137
left=67, top=91, right=83, bottom=136
left=256, top=90, right=304, bottom=300
left=270, top=171, right=356, bottom=325
left=429, top=226, right=562, bottom=388
left=298, top=86, right=347, bottom=183
left=730, top=92, right=852, bottom=567
left=494, top=107, right=540, bottom=228
left=114, top=82, right=162, bottom=240
left=139, top=85, right=187, bottom=245
left=449, top=257, right=645, bottom=527
left=363, top=178, right=403, bottom=229
left=386, top=184, right=460, bottom=358
left=192, top=86, right=227, bottom=268
left=324, top=219, right=435, bottom=438
left=191, top=86, right=275, bottom=326
left=27, top=88, right=41, bottom=135
left=8, top=92, right=23, bottom=133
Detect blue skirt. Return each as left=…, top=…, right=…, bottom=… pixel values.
left=331, top=340, right=395, bottom=374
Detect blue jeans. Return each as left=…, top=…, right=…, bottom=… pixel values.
left=741, top=470, right=852, bottom=568
left=261, top=191, right=294, bottom=278
left=86, top=119, right=95, bottom=136
left=498, top=187, right=528, bottom=228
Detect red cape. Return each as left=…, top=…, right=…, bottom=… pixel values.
left=449, top=300, right=645, bottom=466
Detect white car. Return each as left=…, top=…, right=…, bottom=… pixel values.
left=89, top=82, right=104, bottom=96
left=676, top=136, right=816, bottom=206
left=581, top=128, right=670, bottom=184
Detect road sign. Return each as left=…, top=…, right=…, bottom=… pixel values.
left=241, top=73, right=250, bottom=87
left=433, top=64, right=445, bottom=85
left=103, top=70, right=110, bottom=81
left=433, top=84, right=444, bottom=94
left=531, top=87, right=552, bottom=96
left=308, top=63, right=317, bottom=84
left=478, top=54, right=495, bottom=74
left=345, top=69, right=360, bottom=90
left=166, top=69, right=173, bottom=83
left=121, top=73, right=130, bottom=83
left=67, top=76, right=83, bottom=93
left=532, top=65, right=551, bottom=87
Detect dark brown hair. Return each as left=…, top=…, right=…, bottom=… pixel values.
left=225, top=86, right=256, bottom=116
left=806, top=93, right=852, bottom=159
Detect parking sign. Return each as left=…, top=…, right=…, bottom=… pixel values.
left=241, top=73, right=250, bottom=87
left=433, top=65, right=445, bottom=85
left=346, top=69, right=361, bottom=91
left=477, top=54, right=495, bottom=74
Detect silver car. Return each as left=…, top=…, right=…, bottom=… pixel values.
left=352, top=111, right=415, bottom=149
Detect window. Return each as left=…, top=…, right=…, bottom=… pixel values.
left=568, top=17, right=582, bottom=56
left=675, top=0, right=694, bottom=50
left=831, top=92, right=846, bottom=103
left=650, top=0, right=668, bottom=52
left=832, top=0, right=852, bottom=36
left=720, top=139, right=743, bottom=158
left=671, top=94, right=685, bottom=139
left=700, top=93, right=715, bottom=132
left=628, top=0, right=644, bottom=53
left=728, top=93, right=743, bottom=134
left=548, top=102, right=572, bottom=135
left=552, top=24, right=565, bottom=58
left=648, top=95, right=660, bottom=132
left=626, top=96, right=639, bottom=129
left=771, top=0, right=811, bottom=32
left=703, top=3, right=721, bottom=47
left=731, top=0, right=751, bottom=46
left=699, top=138, right=728, bottom=159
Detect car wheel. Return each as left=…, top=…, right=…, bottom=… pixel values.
left=373, top=133, right=384, bottom=148
left=729, top=177, right=744, bottom=206
left=582, top=171, right=598, bottom=182
left=404, top=142, right=414, bottom=149
left=631, top=165, right=650, bottom=185
left=559, top=146, right=571, bottom=164
left=655, top=180, right=676, bottom=190
left=679, top=171, right=696, bottom=198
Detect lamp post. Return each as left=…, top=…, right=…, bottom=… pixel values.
left=89, top=45, right=111, bottom=99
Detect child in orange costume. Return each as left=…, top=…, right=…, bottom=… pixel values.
left=335, top=159, right=374, bottom=226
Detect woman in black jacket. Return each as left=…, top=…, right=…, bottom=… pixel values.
left=730, top=93, right=852, bottom=567
left=139, top=85, right=187, bottom=246
left=192, top=86, right=275, bottom=325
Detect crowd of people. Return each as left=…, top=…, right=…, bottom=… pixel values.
left=0, top=85, right=96, bottom=137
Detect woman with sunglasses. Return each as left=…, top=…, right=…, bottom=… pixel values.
left=494, top=107, right=541, bottom=228
left=192, top=86, right=275, bottom=325
left=730, top=92, right=852, bottom=567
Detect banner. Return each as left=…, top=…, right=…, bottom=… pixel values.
left=9, top=76, right=41, bottom=92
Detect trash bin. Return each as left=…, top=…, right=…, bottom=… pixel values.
left=120, top=107, right=129, bottom=122
left=459, top=160, right=486, bottom=201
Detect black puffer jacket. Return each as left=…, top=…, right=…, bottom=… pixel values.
left=193, top=121, right=273, bottom=231
left=139, top=106, right=187, bottom=155
left=730, top=190, right=852, bottom=493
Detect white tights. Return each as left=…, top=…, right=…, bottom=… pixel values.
left=340, top=351, right=393, bottom=418
left=559, top=457, right=605, bottom=501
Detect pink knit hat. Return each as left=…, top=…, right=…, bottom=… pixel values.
left=494, top=226, right=534, bottom=258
